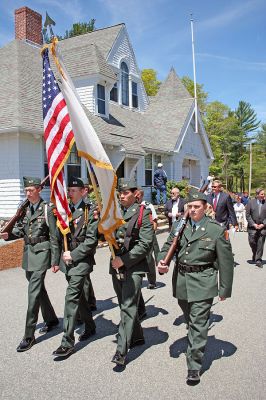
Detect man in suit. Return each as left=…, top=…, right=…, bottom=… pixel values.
left=207, top=180, right=237, bottom=229
left=0, top=177, right=60, bottom=352
left=245, top=188, right=266, bottom=268
left=110, top=179, right=154, bottom=366
left=158, top=188, right=234, bottom=384
left=164, top=187, right=185, bottom=230
left=52, top=177, right=98, bottom=358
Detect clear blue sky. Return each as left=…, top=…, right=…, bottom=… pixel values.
left=1, top=0, right=265, bottom=123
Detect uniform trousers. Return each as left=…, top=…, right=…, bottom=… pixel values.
left=112, top=273, right=144, bottom=355
left=178, top=298, right=213, bottom=370
left=83, top=274, right=96, bottom=307
left=248, top=229, right=266, bottom=261
left=146, top=234, right=160, bottom=285
left=61, top=274, right=95, bottom=348
left=25, top=270, right=57, bottom=338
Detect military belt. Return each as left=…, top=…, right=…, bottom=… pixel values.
left=24, top=236, right=48, bottom=245
left=178, top=263, right=213, bottom=273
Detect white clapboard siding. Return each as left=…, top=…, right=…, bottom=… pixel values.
left=76, top=85, right=95, bottom=113
left=107, top=26, right=149, bottom=112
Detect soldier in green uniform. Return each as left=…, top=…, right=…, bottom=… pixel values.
left=111, top=179, right=154, bottom=366
left=82, top=178, right=97, bottom=311
left=0, top=177, right=60, bottom=352
left=52, top=177, right=98, bottom=358
left=158, top=189, right=234, bottom=384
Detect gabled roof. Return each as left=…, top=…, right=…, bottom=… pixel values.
left=58, top=24, right=124, bottom=59
left=141, top=68, right=194, bottom=152
left=0, top=40, right=43, bottom=133
left=58, top=43, right=116, bottom=80
left=0, top=28, right=210, bottom=160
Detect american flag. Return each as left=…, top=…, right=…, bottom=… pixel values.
left=42, top=48, right=74, bottom=234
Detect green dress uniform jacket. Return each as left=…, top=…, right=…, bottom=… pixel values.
left=59, top=200, right=98, bottom=348
left=59, top=201, right=98, bottom=276
left=110, top=203, right=154, bottom=356
left=159, top=215, right=234, bottom=372
left=110, top=203, right=153, bottom=275
left=8, top=198, right=60, bottom=339
left=159, top=215, right=234, bottom=302
left=10, top=199, right=60, bottom=270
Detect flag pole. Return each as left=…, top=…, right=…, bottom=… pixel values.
left=63, top=234, right=68, bottom=251
left=190, top=14, right=198, bottom=134
left=85, top=160, right=116, bottom=259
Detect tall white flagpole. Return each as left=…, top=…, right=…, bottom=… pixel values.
left=190, top=15, right=198, bottom=133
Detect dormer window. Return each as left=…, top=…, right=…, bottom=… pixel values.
left=110, top=82, right=118, bottom=102
left=121, top=62, right=129, bottom=106
left=132, top=81, right=138, bottom=108
left=97, top=84, right=106, bottom=115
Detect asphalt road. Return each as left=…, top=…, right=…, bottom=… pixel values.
left=0, top=231, right=265, bottom=400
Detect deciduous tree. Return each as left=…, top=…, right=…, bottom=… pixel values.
left=141, top=69, right=161, bottom=96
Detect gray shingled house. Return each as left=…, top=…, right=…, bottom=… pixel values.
left=0, top=7, right=213, bottom=218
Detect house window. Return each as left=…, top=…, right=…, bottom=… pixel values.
left=97, top=84, right=106, bottom=114
left=145, top=154, right=162, bottom=185
left=132, top=81, right=138, bottom=108
left=154, top=154, right=162, bottom=167
left=145, top=154, right=152, bottom=185
left=116, top=161, right=124, bottom=179
left=121, top=62, right=129, bottom=106
left=66, top=143, right=81, bottom=183
left=110, top=82, right=118, bottom=102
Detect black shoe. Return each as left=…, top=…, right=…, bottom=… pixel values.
left=39, top=320, right=59, bottom=334
left=130, top=338, right=145, bottom=349
left=138, top=312, right=147, bottom=321
left=17, top=337, right=36, bottom=352
left=111, top=351, right=126, bottom=366
left=256, top=260, right=263, bottom=268
left=52, top=346, right=74, bottom=357
left=147, top=283, right=156, bottom=289
left=76, top=319, right=83, bottom=326
left=89, top=304, right=97, bottom=311
left=78, top=328, right=96, bottom=341
left=186, top=370, right=200, bottom=383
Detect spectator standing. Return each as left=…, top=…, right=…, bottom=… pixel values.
left=233, top=196, right=246, bottom=231
left=245, top=188, right=266, bottom=268
left=241, top=191, right=250, bottom=206
left=153, top=163, right=167, bottom=205
left=206, top=180, right=237, bottom=229
left=164, top=187, right=185, bottom=230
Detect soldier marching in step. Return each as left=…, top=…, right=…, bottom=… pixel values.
left=0, top=177, right=60, bottom=352
left=1, top=176, right=236, bottom=383
left=158, top=188, right=234, bottom=384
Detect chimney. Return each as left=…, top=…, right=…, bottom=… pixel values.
left=15, top=6, right=43, bottom=45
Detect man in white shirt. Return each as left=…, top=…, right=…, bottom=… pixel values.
left=164, top=187, right=185, bottom=230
